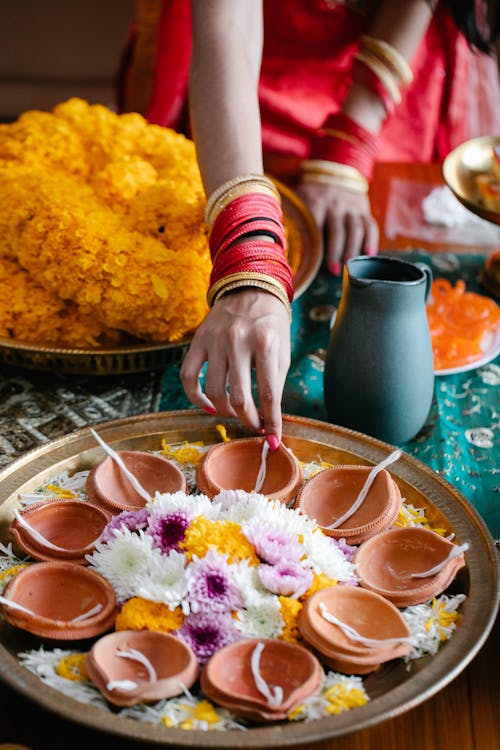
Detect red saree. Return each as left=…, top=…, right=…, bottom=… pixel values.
left=118, top=0, right=498, bottom=168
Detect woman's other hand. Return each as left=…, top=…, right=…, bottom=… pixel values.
left=296, top=180, right=379, bottom=275
left=180, top=289, right=291, bottom=443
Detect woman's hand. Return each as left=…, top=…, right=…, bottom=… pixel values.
left=296, top=180, right=379, bottom=275
left=180, top=288, right=291, bottom=443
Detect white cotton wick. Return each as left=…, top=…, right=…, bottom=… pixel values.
left=319, top=602, right=411, bottom=647
left=13, top=509, right=74, bottom=552
left=116, top=648, right=157, bottom=683
left=325, top=449, right=402, bottom=530
left=0, top=595, right=102, bottom=623
left=409, top=542, right=469, bottom=579
left=71, top=603, right=103, bottom=622
left=90, top=428, right=150, bottom=502
left=0, top=595, right=37, bottom=617
left=106, top=679, right=138, bottom=692
left=253, top=440, right=270, bottom=494
left=250, top=642, right=283, bottom=708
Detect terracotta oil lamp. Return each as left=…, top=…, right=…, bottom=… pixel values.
left=86, top=630, right=199, bottom=707
left=195, top=437, right=304, bottom=505
left=0, top=561, right=117, bottom=640
left=200, top=638, right=323, bottom=722
left=8, top=499, right=110, bottom=564
left=86, top=450, right=187, bottom=514
left=354, top=526, right=468, bottom=606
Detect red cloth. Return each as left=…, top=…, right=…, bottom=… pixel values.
left=120, top=0, right=480, bottom=165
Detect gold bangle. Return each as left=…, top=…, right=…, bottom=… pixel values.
left=301, top=159, right=367, bottom=183
left=360, top=35, right=413, bottom=86
left=207, top=183, right=281, bottom=231
left=300, top=172, right=369, bottom=193
left=354, top=50, right=402, bottom=104
left=205, top=174, right=281, bottom=225
left=207, top=271, right=290, bottom=308
left=211, top=278, right=292, bottom=319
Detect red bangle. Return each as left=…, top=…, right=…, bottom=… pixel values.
left=321, top=112, right=378, bottom=153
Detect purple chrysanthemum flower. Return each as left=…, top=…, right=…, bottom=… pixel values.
left=257, top=560, right=313, bottom=597
left=148, top=510, right=191, bottom=553
left=100, top=508, right=149, bottom=544
left=243, top=522, right=304, bottom=565
left=332, top=537, right=357, bottom=563
left=178, top=610, right=240, bottom=663
left=186, top=549, right=241, bottom=614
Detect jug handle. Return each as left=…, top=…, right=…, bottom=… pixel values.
left=415, top=262, right=433, bottom=301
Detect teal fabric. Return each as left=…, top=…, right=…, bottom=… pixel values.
left=160, top=252, right=499, bottom=539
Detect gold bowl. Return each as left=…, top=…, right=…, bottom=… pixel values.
left=442, top=135, right=500, bottom=225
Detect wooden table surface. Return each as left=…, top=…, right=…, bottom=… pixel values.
left=0, top=162, right=498, bottom=750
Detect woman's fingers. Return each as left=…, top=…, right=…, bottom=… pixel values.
left=180, top=289, right=290, bottom=441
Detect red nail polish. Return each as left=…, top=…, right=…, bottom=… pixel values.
left=202, top=406, right=217, bottom=414
left=257, top=428, right=266, bottom=435
left=365, top=247, right=377, bottom=257
left=328, top=262, right=341, bottom=276
left=266, top=434, right=280, bottom=451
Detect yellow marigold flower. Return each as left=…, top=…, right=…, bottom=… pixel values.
left=115, top=597, right=184, bottom=632
left=324, top=684, right=368, bottom=714
left=0, top=98, right=211, bottom=345
left=279, top=596, right=303, bottom=643
left=181, top=518, right=259, bottom=565
left=56, top=653, right=88, bottom=682
left=160, top=439, right=205, bottom=466
left=216, top=424, right=232, bottom=442
left=0, top=564, right=29, bottom=583
left=175, top=699, right=222, bottom=730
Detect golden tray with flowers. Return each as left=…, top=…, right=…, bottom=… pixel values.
left=0, top=99, right=322, bottom=376
left=0, top=411, right=498, bottom=748
left=0, top=181, right=320, bottom=376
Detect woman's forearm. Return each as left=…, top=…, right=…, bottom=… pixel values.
left=189, top=0, right=264, bottom=196
left=342, top=0, right=434, bottom=132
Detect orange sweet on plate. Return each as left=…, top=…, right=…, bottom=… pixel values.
left=426, top=278, right=500, bottom=372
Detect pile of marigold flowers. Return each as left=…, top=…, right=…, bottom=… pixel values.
left=0, top=98, right=211, bottom=346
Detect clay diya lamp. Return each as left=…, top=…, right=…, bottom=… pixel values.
left=354, top=526, right=468, bottom=607
left=299, top=586, right=411, bottom=675
left=8, top=499, right=110, bottom=564
left=200, top=638, right=323, bottom=722
left=294, top=451, right=402, bottom=544
left=195, top=437, right=304, bottom=504
left=0, top=560, right=117, bottom=640
left=86, top=629, right=199, bottom=707
left=86, top=450, right=187, bottom=514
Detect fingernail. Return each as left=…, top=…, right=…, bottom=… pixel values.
left=328, top=262, right=341, bottom=276
left=365, top=247, right=377, bottom=257
left=202, top=406, right=217, bottom=414
left=266, top=434, right=280, bottom=451
left=257, top=428, right=266, bottom=435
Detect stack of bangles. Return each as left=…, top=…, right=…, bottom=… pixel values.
left=302, top=34, right=413, bottom=190
left=205, top=174, right=294, bottom=319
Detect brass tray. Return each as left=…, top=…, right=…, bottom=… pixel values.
left=442, top=135, right=500, bottom=225
left=0, top=181, right=322, bottom=376
left=0, top=411, right=498, bottom=748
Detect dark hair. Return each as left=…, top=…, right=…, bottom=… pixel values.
left=444, top=0, right=499, bottom=53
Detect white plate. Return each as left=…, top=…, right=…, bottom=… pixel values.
left=434, top=324, right=500, bottom=376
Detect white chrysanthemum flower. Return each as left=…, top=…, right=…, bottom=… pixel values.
left=149, top=490, right=221, bottom=521
left=134, top=548, right=189, bottom=610
left=402, top=594, right=466, bottom=661
left=19, top=648, right=108, bottom=708
left=234, top=595, right=284, bottom=639
left=231, top=559, right=269, bottom=607
left=121, top=690, right=246, bottom=730
left=86, top=528, right=155, bottom=601
left=301, top=529, right=357, bottom=582
left=216, top=489, right=272, bottom=523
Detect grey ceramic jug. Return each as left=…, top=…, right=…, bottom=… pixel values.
left=323, top=255, right=434, bottom=444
